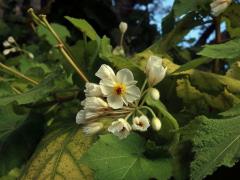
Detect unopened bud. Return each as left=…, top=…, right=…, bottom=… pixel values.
left=7, top=36, right=15, bottom=43
left=151, top=117, right=161, bottom=131
left=3, top=41, right=11, bottom=47
left=150, top=88, right=160, bottom=100
left=119, top=22, right=128, bottom=34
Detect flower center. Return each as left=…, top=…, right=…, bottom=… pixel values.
left=114, top=83, right=126, bottom=95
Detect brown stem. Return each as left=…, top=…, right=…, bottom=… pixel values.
left=212, top=16, right=222, bottom=73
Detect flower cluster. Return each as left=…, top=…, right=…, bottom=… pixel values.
left=210, top=0, right=232, bottom=17
left=2, top=36, right=34, bottom=59
left=76, top=55, right=167, bottom=139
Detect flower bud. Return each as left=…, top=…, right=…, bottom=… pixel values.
left=3, top=41, right=11, bottom=47
left=84, top=83, right=103, bottom=97
left=150, top=88, right=160, bottom=100
left=151, top=117, right=161, bottom=131
left=210, top=0, right=232, bottom=17
left=83, top=122, right=104, bottom=135
left=7, top=36, right=15, bottom=43
left=3, top=49, right=11, bottom=55
left=76, top=110, right=86, bottom=124
left=119, top=22, right=128, bottom=34
left=145, top=56, right=167, bottom=86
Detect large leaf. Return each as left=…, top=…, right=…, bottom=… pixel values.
left=20, top=124, right=93, bottom=180
left=0, top=112, right=44, bottom=176
left=65, top=16, right=99, bottom=40
left=181, top=115, right=240, bottom=180
left=198, top=38, right=240, bottom=59
left=81, top=133, right=172, bottom=180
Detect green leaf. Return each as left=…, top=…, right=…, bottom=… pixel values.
left=146, top=95, right=179, bottom=144
left=176, top=79, right=240, bottom=111
left=173, top=57, right=211, bottom=73
left=65, top=16, right=99, bottom=40
left=219, top=103, right=240, bottom=117
left=198, top=38, right=240, bottom=59
left=0, top=70, right=64, bottom=106
left=0, top=112, right=44, bottom=176
left=37, top=23, right=70, bottom=46
left=20, top=124, right=93, bottom=179
left=81, top=133, right=172, bottom=180
left=181, top=115, right=240, bottom=180
left=173, top=0, right=210, bottom=17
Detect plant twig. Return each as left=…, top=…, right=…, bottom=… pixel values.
left=0, top=62, right=39, bottom=85
left=212, top=16, right=222, bottom=73
left=39, top=14, right=89, bottom=82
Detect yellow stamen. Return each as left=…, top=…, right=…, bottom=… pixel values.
left=114, top=83, right=126, bottom=95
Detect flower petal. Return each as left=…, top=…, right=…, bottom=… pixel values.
left=95, top=64, right=116, bottom=80
left=107, top=95, right=123, bottom=109
left=116, top=68, right=136, bottom=85
left=125, top=85, right=141, bottom=102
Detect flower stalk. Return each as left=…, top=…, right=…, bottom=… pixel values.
left=0, top=62, right=39, bottom=85
left=27, top=8, right=89, bottom=83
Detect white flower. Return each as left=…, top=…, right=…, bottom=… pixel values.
left=7, top=36, right=15, bottom=43
left=84, top=83, right=103, bottom=97
left=3, top=41, right=11, bottom=47
left=151, top=117, right=162, bottom=131
left=108, top=118, right=132, bottom=139
left=83, top=122, right=104, bottom=135
left=76, top=110, right=86, bottom=124
left=81, top=97, right=108, bottom=110
left=119, top=22, right=128, bottom=34
left=150, top=88, right=160, bottom=100
left=210, top=0, right=232, bottom=17
left=95, top=64, right=116, bottom=80
left=97, top=65, right=141, bottom=109
left=145, top=56, right=167, bottom=86
left=132, top=115, right=150, bottom=132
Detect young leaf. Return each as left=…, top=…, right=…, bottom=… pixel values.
left=181, top=115, right=240, bottom=180
left=37, top=23, right=70, bottom=46
left=81, top=133, right=172, bottom=180
left=65, top=16, right=99, bottom=40
left=20, top=125, right=93, bottom=179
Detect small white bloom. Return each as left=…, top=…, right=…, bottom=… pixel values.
left=83, top=122, right=104, bottom=135
left=132, top=115, right=150, bottom=132
left=3, top=49, right=11, bottom=55
left=150, top=88, right=160, bottom=100
left=95, top=64, right=116, bottom=80
left=210, top=0, right=232, bottom=17
left=28, top=52, right=34, bottom=59
left=108, top=118, right=132, bottom=139
left=151, top=117, right=162, bottom=131
left=84, top=83, right=103, bottom=97
left=98, top=65, right=141, bottom=109
left=3, top=41, right=11, bottom=47
left=76, top=110, right=86, bottom=124
left=7, top=36, right=15, bottom=43
left=145, top=56, right=167, bottom=86
left=81, top=97, right=108, bottom=110
left=119, top=22, right=128, bottom=34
